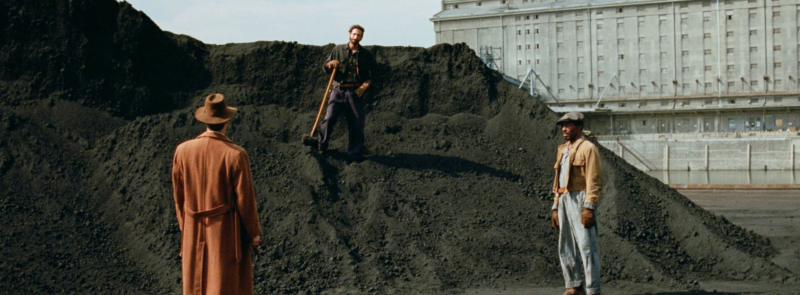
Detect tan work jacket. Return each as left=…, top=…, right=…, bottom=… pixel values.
left=172, top=132, right=262, bottom=295
left=551, top=138, right=603, bottom=208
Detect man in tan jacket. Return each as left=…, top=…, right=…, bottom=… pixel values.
left=172, top=93, right=262, bottom=295
left=550, top=112, right=603, bottom=295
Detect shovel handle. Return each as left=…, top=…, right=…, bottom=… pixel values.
left=310, top=65, right=338, bottom=136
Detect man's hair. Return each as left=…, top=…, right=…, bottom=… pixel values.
left=207, top=122, right=226, bottom=131
left=349, top=25, right=365, bottom=34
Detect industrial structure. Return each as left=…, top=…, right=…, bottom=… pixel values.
left=431, top=0, right=800, bottom=135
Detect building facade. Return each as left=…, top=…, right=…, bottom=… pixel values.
left=432, top=0, right=800, bottom=135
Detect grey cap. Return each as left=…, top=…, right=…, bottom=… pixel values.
left=556, top=112, right=584, bottom=125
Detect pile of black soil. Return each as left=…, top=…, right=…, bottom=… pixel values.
left=1, top=0, right=796, bottom=294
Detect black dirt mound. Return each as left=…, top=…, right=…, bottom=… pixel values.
left=1, top=0, right=796, bottom=294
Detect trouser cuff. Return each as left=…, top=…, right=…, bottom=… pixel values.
left=565, top=281, right=582, bottom=288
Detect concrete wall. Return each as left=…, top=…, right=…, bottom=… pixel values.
left=434, top=0, right=800, bottom=102
left=599, top=132, right=800, bottom=171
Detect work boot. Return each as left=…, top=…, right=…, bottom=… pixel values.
left=562, top=287, right=586, bottom=295
left=318, top=141, right=328, bottom=153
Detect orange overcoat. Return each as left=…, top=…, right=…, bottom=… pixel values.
left=172, top=132, right=261, bottom=295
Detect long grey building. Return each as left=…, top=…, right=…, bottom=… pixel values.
left=431, top=0, right=800, bottom=135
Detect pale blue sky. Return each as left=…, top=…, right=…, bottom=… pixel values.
left=124, top=0, right=442, bottom=47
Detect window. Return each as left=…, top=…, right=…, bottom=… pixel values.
left=518, top=60, right=522, bottom=65
left=578, top=72, right=585, bottom=78
left=535, top=15, right=539, bottom=19
left=704, top=16, right=710, bottom=22
left=597, top=9, right=603, bottom=15
left=536, top=59, right=540, bottom=64
left=682, top=50, right=689, bottom=56
left=727, top=48, right=734, bottom=54
left=724, top=0, right=733, bottom=4
left=726, top=31, right=734, bottom=37
left=774, top=28, right=781, bottom=34
left=681, top=34, right=688, bottom=40
left=639, top=37, right=646, bottom=43
left=704, top=33, right=711, bottom=38
left=578, top=57, right=584, bottom=63
left=556, top=12, right=563, bottom=18
left=535, top=44, right=540, bottom=49
left=703, top=1, right=711, bottom=6
left=619, top=54, right=625, bottom=60
left=618, top=8, right=624, bottom=13
left=598, top=71, right=605, bottom=76
left=775, top=62, right=782, bottom=68
left=598, top=55, right=605, bottom=61
left=454, top=4, right=459, bottom=8
left=526, top=29, right=530, bottom=34
left=728, top=81, right=735, bottom=87
left=705, top=82, right=712, bottom=88
left=577, top=41, right=583, bottom=47
left=576, top=11, right=582, bottom=17
left=558, top=73, right=564, bottom=78
left=619, top=86, right=626, bottom=92
left=727, top=15, right=732, bottom=20
left=659, top=4, right=669, bottom=9
left=750, top=30, right=757, bottom=36
left=597, top=39, right=604, bottom=45
left=527, top=60, right=531, bottom=64
left=577, top=25, right=584, bottom=31
left=705, top=65, right=712, bottom=71
left=640, top=69, right=647, bottom=74
left=750, top=12, right=757, bottom=19
left=680, top=3, right=689, bottom=8
left=639, top=53, right=646, bottom=59
left=518, top=45, right=522, bottom=50
left=535, top=29, right=539, bottom=34
left=525, top=44, right=530, bottom=49
left=517, top=30, right=521, bottom=35
left=682, top=67, right=690, bottom=72
left=774, top=45, right=782, bottom=51
left=660, top=52, right=668, bottom=57
left=618, top=38, right=625, bottom=45
left=704, top=49, right=712, bottom=55
left=775, top=79, right=782, bottom=86
left=750, top=80, right=758, bottom=86
left=557, top=27, right=564, bottom=33
left=663, top=100, right=672, bottom=106
left=773, top=11, right=780, bottom=17
left=750, top=63, right=758, bottom=69
left=661, top=68, right=668, bottom=74
left=557, top=42, right=563, bottom=48
left=660, top=36, right=667, bottom=42
left=557, top=58, right=564, bottom=64
left=477, top=2, right=482, bottom=6
left=727, top=65, right=735, bottom=71
left=619, top=103, right=626, bottom=107
left=750, top=47, right=757, bottom=52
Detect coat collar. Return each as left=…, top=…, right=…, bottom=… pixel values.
left=197, top=131, right=233, bottom=143
left=558, top=138, right=585, bottom=157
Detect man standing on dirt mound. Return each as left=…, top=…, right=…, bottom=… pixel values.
left=318, top=24, right=377, bottom=162
left=550, top=112, right=603, bottom=295
left=172, top=93, right=263, bottom=295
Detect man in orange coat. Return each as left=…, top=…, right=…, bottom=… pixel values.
left=172, top=93, right=262, bottom=295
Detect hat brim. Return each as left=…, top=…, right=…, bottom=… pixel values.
left=556, top=119, right=582, bottom=125
left=194, top=106, right=238, bottom=124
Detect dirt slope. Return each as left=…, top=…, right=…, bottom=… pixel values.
left=0, top=0, right=796, bottom=294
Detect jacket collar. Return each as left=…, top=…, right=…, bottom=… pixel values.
left=558, top=138, right=585, bottom=156
left=197, top=131, right=232, bottom=143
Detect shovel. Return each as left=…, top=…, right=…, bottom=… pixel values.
left=302, top=65, right=337, bottom=147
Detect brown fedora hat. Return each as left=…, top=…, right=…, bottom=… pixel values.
left=194, top=93, right=238, bottom=124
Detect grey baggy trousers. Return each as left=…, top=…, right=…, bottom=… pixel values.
left=558, top=190, right=601, bottom=294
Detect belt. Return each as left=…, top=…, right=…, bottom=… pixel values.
left=336, top=82, right=363, bottom=88
left=556, top=187, right=566, bottom=194
left=186, top=203, right=234, bottom=218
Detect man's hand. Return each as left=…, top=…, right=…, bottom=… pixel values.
left=355, top=84, right=369, bottom=97
left=326, top=60, right=340, bottom=70
left=551, top=210, right=559, bottom=229
left=251, top=235, right=263, bottom=247
left=581, top=208, right=596, bottom=228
